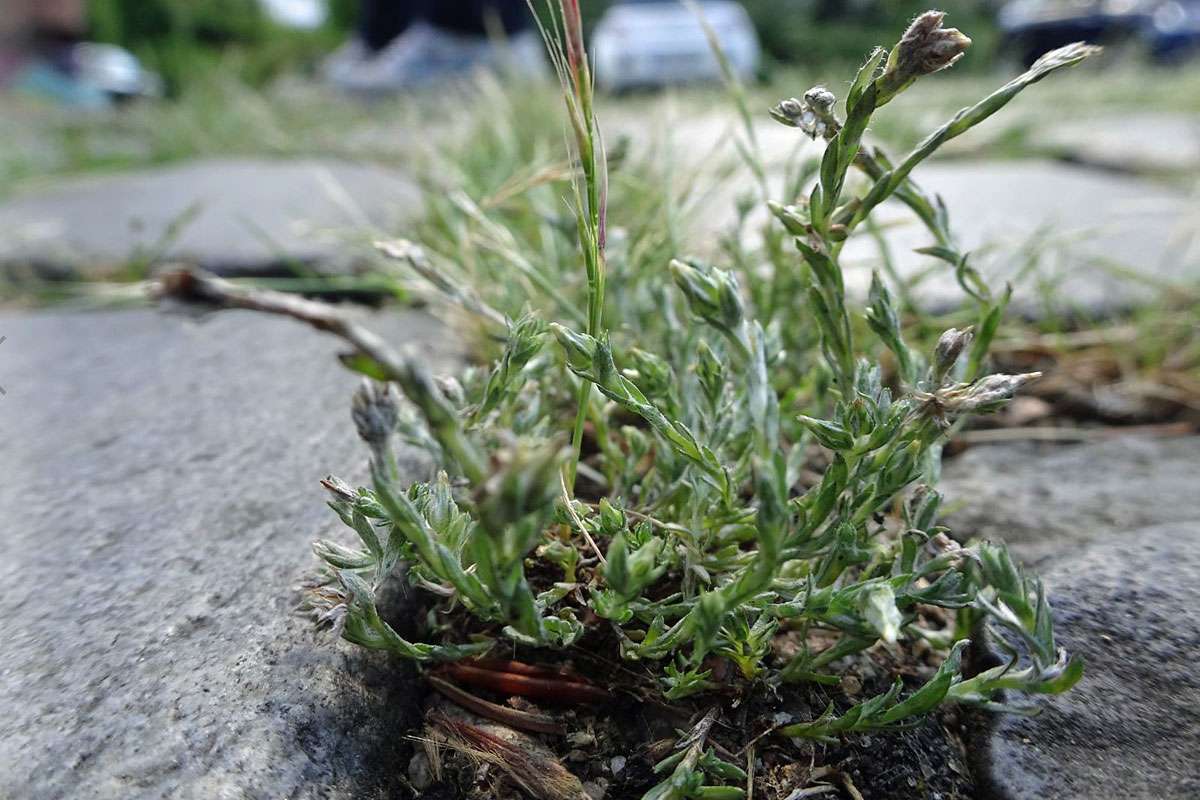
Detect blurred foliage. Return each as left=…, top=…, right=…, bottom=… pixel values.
left=84, top=0, right=1001, bottom=96
left=563, top=0, right=1000, bottom=70
left=740, top=0, right=999, bottom=69
left=86, top=0, right=350, bottom=94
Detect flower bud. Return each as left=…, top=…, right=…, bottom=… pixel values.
left=669, top=259, right=744, bottom=332
left=798, top=414, right=854, bottom=452
left=769, top=96, right=804, bottom=126
left=932, top=326, right=974, bottom=382
left=550, top=323, right=596, bottom=374
left=598, top=498, right=625, bottom=535
left=876, top=11, right=971, bottom=104
left=593, top=334, right=620, bottom=390
left=351, top=379, right=399, bottom=447
left=769, top=86, right=841, bottom=140
left=876, top=439, right=923, bottom=495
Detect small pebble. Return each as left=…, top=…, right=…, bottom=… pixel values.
left=407, top=751, right=433, bottom=791
left=568, top=731, right=596, bottom=747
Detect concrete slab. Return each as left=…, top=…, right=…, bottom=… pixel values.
left=0, top=158, right=420, bottom=280
left=0, top=306, right=455, bottom=798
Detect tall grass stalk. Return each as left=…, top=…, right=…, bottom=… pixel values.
left=532, top=0, right=609, bottom=492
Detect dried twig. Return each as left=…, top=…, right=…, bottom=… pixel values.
left=156, top=269, right=408, bottom=373
left=560, top=472, right=607, bottom=566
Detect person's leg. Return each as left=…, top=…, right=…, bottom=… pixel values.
left=2, top=0, right=154, bottom=106
left=427, top=1, right=532, bottom=37
left=328, top=0, right=543, bottom=92
left=1, top=0, right=86, bottom=57
left=357, top=0, right=426, bottom=52
left=27, top=0, right=87, bottom=37
left=26, top=0, right=87, bottom=76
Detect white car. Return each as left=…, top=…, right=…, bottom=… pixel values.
left=592, top=0, right=761, bottom=91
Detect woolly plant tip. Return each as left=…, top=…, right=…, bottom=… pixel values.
left=320, top=474, right=357, bottom=503
left=887, top=10, right=971, bottom=81
left=769, top=86, right=840, bottom=140
left=947, top=372, right=1043, bottom=414
left=1031, top=41, right=1104, bottom=76
left=862, top=584, right=903, bottom=644
left=933, top=326, right=975, bottom=381
left=351, top=379, right=399, bottom=447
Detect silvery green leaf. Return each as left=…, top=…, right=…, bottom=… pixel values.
left=862, top=583, right=903, bottom=644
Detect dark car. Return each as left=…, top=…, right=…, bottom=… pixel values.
left=999, top=0, right=1200, bottom=63
left=1150, top=1, right=1200, bottom=60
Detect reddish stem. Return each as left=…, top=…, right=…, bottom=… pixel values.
left=440, top=663, right=613, bottom=704
left=428, top=675, right=567, bottom=735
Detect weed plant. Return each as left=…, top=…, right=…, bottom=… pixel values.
left=176, top=7, right=1100, bottom=798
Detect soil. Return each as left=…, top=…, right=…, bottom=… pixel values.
left=370, top=587, right=981, bottom=800
left=410, top=669, right=978, bottom=800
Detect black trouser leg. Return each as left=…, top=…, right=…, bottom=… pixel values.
left=357, top=0, right=532, bottom=50
left=427, top=1, right=533, bottom=36
left=357, top=0, right=423, bottom=51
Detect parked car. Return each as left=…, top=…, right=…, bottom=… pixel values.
left=1150, top=1, right=1200, bottom=60
left=591, top=0, right=760, bottom=91
left=999, top=0, right=1200, bottom=63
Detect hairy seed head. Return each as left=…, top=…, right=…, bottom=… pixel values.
left=945, top=372, right=1042, bottom=413
left=888, top=11, right=971, bottom=81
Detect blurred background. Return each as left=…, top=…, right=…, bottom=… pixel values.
left=2, top=2, right=1199, bottom=100
left=0, top=0, right=1197, bottom=431
left=1, top=1, right=1199, bottom=180
left=2, top=1, right=1198, bottom=163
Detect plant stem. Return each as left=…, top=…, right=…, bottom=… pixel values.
left=550, top=0, right=607, bottom=494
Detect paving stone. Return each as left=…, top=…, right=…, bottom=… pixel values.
left=1033, top=112, right=1200, bottom=175
left=634, top=106, right=1198, bottom=315
left=837, top=159, right=1200, bottom=313
left=0, top=158, right=419, bottom=280
left=0, top=306, right=458, bottom=799
left=938, top=435, right=1200, bottom=565
left=973, top=522, right=1200, bottom=800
